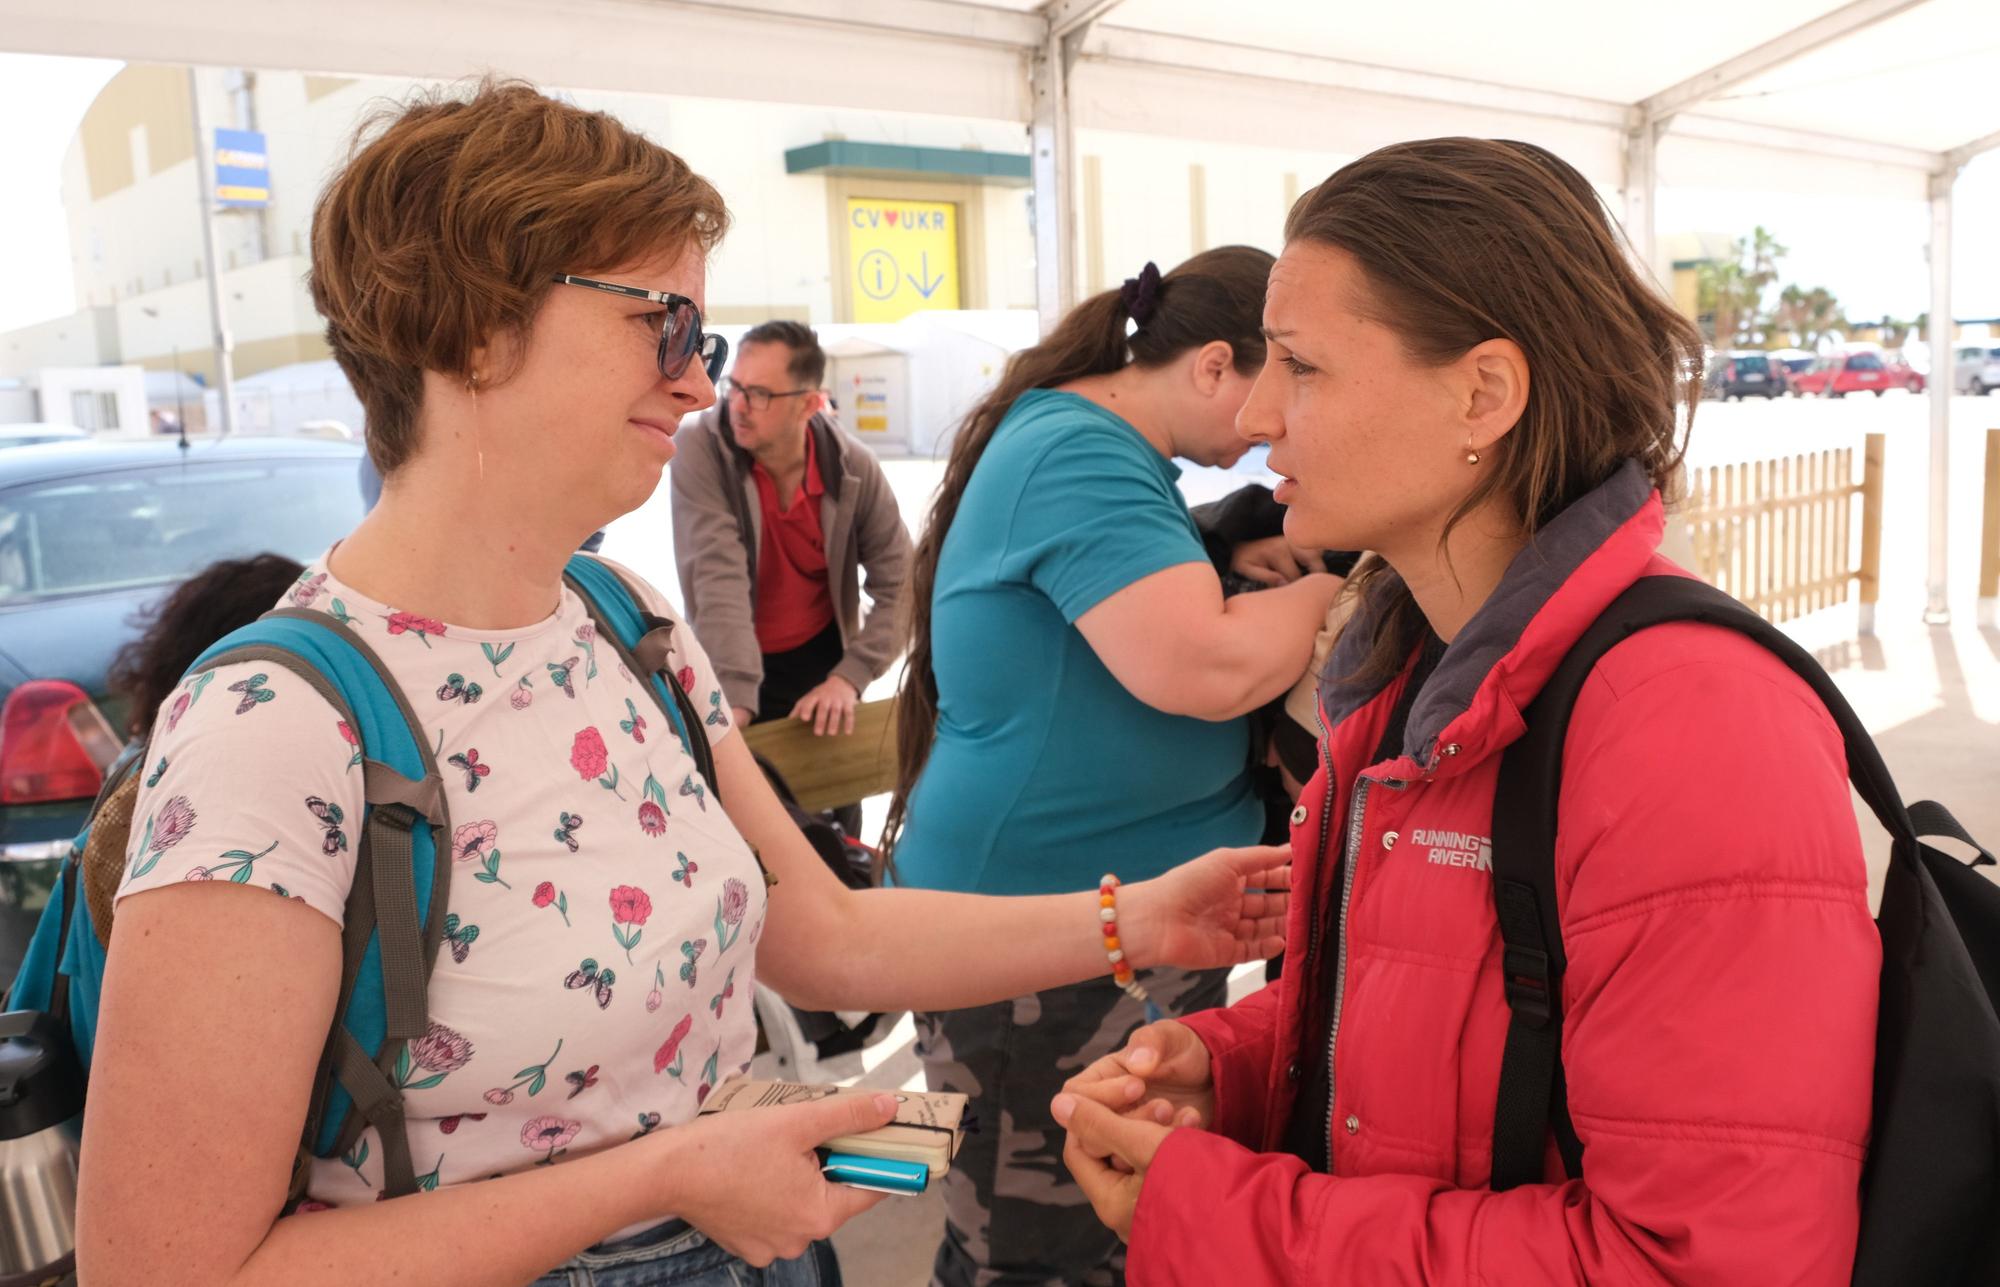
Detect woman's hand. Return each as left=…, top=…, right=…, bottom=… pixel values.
left=1057, top=1020, right=1215, bottom=1130
left=1229, top=535, right=1317, bottom=586
left=666, top=1091, right=900, bottom=1266
left=1052, top=1091, right=1178, bottom=1243
left=1119, top=845, right=1289, bottom=973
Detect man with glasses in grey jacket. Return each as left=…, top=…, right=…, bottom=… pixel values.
left=670, top=321, right=912, bottom=773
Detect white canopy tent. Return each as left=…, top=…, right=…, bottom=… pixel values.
left=6, top=0, right=1997, bottom=620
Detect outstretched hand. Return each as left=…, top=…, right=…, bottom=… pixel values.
left=1119, top=845, right=1289, bottom=973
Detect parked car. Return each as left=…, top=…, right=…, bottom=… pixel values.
left=1954, top=343, right=2000, bottom=395
left=0, top=437, right=364, bottom=979
left=1789, top=348, right=1902, bottom=398
left=1705, top=350, right=1782, bottom=400
left=1885, top=353, right=1926, bottom=394
left=1768, top=349, right=1815, bottom=391
left=0, top=423, right=89, bottom=450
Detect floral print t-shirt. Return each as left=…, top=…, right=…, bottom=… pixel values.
left=116, top=553, right=767, bottom=1209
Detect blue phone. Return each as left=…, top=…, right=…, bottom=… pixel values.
left=819, top=1150, right=930, bottom=1195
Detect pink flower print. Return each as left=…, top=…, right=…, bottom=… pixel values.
left=452, top=820, right=498, bottom=864
left=336, top=720, right=362, bottom=769
left=714, top=877, right=749, bottom=956
left=654, top=1012, right=694, bottom=1076
left=392, top=1020, right=473, bottom=1091
left=509, top=678, right=533, bottom=710
left=696, top=1046, right=720, bottom=1107
left=637, top=801, right=666, bottom=837
left=610, top=884, right=653, bottom=962
left=576, top=621, right=596, bottom=642
left=721, top=878, right=749, bottom=928
left=677, top=666, right=696, bottom=694
left=184, top=866, right=212, bottom=881
left=570, top=727, right=608, bottom=779
left=487, top=1038, right=563, bottom=1105
left=130, top=795, right=198, bottom=878
left=646, top=987, right=663, bottom=1013
left=384, top=611, right=445, bottom=647
left=521, top=1115, right=582, bottom=1165
left=409, top=1021, right=474, bottom=1075
left=533, top=879, right=572, bottom=926
left=571, top=727, right=625, bottom=798
left=289, top=572, right=327, bottom=607
left=165, top=691, right=192, bottom=733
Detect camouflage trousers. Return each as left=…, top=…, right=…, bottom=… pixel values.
left=916, top=966, right=1229, bottom=1287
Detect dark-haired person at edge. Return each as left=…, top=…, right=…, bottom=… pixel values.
left=72, top=82, right=1297, bottom=1287
left=886, top=249, right=1346, bottom=1287
left=107, top=553, right=308, bottom=746
left=670, top=320, right=911, bottom=836
left=1052, top=139, right=1880, bottom=1284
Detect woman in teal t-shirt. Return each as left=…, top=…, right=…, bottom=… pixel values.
left=886, top=247, right=1345, bottom=1287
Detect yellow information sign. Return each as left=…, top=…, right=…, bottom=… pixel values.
left=846, top=198, right=960, bottom=323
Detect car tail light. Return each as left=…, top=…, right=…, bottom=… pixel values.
left=0, top=680, right=120, bottom=805
left=1726, top=362, right=1737, bottom=381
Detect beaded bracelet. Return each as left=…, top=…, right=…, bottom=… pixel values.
left=1100, top=875, right=1162, bottom=1023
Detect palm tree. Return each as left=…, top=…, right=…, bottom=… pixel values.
left=1699, top=258, right=1756, bottom=347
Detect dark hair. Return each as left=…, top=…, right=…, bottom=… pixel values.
left=883, top=245, right=1275, bottom=852
left=739, top=320, right=827, bottom=390
left=108, top=554, right=305, bottom=740
left=1285, top=139, right=1703, bottom=685
left=310, top=79, right=730, bottom=476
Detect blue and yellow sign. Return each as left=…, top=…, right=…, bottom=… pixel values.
left=847, top=198, right=960, bottom=323
left=214, top=128, right=270, bottom=208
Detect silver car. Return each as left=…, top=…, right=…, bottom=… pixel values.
left=1953, top=344, right=2000, bottom=395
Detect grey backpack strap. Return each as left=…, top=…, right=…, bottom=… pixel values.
left=332, top=1028, right=418, bottom=1196
left=206, top=610, right=450, bottom=1200
left=564, top=566, right=724, bottom=807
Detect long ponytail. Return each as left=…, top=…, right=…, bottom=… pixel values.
left=882, top=245, right=1274, bottom=856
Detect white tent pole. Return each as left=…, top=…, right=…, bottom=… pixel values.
left=1622, top=117, right=1659, bottom=283
left=1924, top=167, right=1955, bottom=625
left=1029, top=1, right=1122, bottom=334
left=1029, top=30, right=1078, bottom=336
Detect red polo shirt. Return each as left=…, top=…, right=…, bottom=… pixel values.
left=750, top=431, right=836, bottom=653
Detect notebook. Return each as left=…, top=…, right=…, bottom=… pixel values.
left=698, top=1079, right=969, bottom=1178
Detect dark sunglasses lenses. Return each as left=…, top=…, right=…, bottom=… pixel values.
left=700, top=333, right=729, bottom=385
left=656, top=302, right=700, bottom=379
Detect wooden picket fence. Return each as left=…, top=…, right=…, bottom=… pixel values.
left=1681, top=432, right=1884, bottom=631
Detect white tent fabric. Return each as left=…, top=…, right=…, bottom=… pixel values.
left=4, top=0, right=1995, bottom=618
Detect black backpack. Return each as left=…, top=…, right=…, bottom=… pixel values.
left=1488, top=575, right=2000, bottom=1285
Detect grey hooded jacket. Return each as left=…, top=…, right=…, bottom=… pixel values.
left=668, top=406, right=912, bottom=717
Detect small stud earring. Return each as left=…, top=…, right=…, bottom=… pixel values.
left=1466, top=450, right=1481, bottom=465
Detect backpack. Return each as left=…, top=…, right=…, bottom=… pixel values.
left=4, top=554, right=722, bottom=1202
left=1488, top=575, right=2000, bottom=1285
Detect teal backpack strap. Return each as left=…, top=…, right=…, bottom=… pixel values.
left=193, top=608, right=450, bottom=1200
left=562, top=555, right=723, bottom=806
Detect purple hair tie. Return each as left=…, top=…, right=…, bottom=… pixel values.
left=1120, top=261, right=1163, bottom=333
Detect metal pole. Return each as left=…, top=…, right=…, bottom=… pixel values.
left=1924, top=167, right=1954, bottom=625
left=1029, top=30, right=1078, bottom=336
left=188, top=66, right=238, bottom=438
left=1623, top=116, right=1661, bottom=285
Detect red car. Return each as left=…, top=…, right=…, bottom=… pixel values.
left=1790, top=349, right=1924, bottom=397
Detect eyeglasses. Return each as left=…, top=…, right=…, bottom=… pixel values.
left=721, top=378, right=814, bottom=413
left=551, top=274, right=730, bottom=383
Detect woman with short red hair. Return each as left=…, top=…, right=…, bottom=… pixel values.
left=75, top=81, right=1290, bottom=1287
